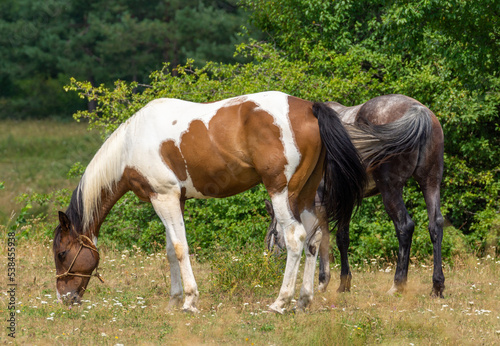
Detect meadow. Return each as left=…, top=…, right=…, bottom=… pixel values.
left=1, top=121, right=499, bottom=344
left=0, top=120, right=101, bottom=223
left=1, top=237, right=499, bottom=344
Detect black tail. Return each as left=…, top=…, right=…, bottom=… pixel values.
left=312, top=102, right=366, bottom=230
left=348, top=105, right=432, bottom=171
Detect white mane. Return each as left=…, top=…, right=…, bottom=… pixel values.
left=78, top=120, right=130, bottom=233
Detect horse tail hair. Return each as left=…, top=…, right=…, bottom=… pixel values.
left=312, top=102, right=367, bottom=230
left=348, top=105, right=433, bottom=172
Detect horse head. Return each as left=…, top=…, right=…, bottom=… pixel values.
left=53, top=211, right=100, bottom=305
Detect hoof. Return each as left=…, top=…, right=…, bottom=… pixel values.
left=292, top=306, right=306, bottom=314
left=336, top=285, right=350, bottom=293
left=430, top=288, right=445, bottom=299
left=268, top=303, right=284, bottom=315
left=318, top=282, right=328, bottom=293
left=431, top=283, right=445, bottom=298
left=337, top=274, right=352, bottom=293
left=297, top=296, right=312, bottom=311
left=167, top=297, right=183, bottom=310
left=387, top=283, right=404, bottom=296
left=182, top=306, right=200, bottom=314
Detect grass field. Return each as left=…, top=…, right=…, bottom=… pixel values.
left=0, top=120, right=101, bottom=223
left=1, top=120, right=499, bottom=344
left=1, top=238, right=499, bottom=345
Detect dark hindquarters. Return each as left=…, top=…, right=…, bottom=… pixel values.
left=350, top=105, right=432, bottom=172
left=311, top=102, right=366, bottom=231
left=353, top=103, right=445, bottom=296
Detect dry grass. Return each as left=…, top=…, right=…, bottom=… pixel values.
left=1, top=237, right=499, bottom=345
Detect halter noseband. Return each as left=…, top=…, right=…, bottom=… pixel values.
left=55, top=234, right=104, bottom=283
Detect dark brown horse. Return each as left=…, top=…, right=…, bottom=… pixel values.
left=53, top=91, right=367, bottom=314
left=266, top=94, right=445, bottom=297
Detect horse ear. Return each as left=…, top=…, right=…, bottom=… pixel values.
left=58, top=211, right=71, bottom=234
left=264, top=200, right=274, bottom=217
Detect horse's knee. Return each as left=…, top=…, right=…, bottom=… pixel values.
left=173, top=241, right=185, bottom=261
left=285, top=224, right=306, bottom=253
left=397, top=219, right=415, bottom=244
left=429, top=215, right=444, bottom=242
left=435, top=215, right=444, bottom=229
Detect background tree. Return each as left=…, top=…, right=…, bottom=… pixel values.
left=0, top=0, right=251, bottom=118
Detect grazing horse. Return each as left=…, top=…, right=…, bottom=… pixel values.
left=52, top=91, right=367, bottom=314
left=265, top=94, right=445, bottom=297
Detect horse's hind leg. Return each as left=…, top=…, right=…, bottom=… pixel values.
left=420, top=183, right=445, bottom=297
left=374, top=169, right=415, bottom=294
left=268, top=191, right=307, bottom=314
left=151, top=193, right=199, bottom=313
left=165, top=233, right=183, bottom=308
left=297, top=208, right=323, bottom=310
left=414, top=161, right=445, bottom=297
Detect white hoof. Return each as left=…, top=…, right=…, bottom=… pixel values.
left=387, top=284, right=399, bottom=296
left=318, top=282, right=327, bottom=293
left=268, top=303, right=284, bottom=314
left=182, top=305, right=200, bottom=314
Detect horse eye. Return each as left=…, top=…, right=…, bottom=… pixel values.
left=58, top=251, right=68, bottom=260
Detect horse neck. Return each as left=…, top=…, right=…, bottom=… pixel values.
left=77, top=121, right=130, bottom=239
left=83, top=180, right=130, bottom=240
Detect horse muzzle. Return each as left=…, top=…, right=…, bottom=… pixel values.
left=57, top=290, right=82, bottom=305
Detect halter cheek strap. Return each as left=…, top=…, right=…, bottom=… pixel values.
left=55, top=234, right=105, bottom=283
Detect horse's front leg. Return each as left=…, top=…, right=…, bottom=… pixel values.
left=165, top=231, right=183, bottom=309
left=151, top=193, right=199, bottom=313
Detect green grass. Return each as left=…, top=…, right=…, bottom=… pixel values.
left=0, top=120, right=101, bottom=223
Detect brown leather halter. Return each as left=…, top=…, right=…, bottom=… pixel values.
left=55, top=234, right=104, bottom=283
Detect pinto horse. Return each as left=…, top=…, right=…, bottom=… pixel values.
left=52, top=91, right=367, bottom=314
left=265, top=94, right=445, bottom=297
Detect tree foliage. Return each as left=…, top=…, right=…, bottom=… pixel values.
left=0, top=0, right=250, bottom=118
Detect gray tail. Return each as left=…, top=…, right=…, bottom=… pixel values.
left=347, top=105, right=433, bottom=172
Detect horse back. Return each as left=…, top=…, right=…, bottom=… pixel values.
left=124, top=92, right=321, bottom=199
